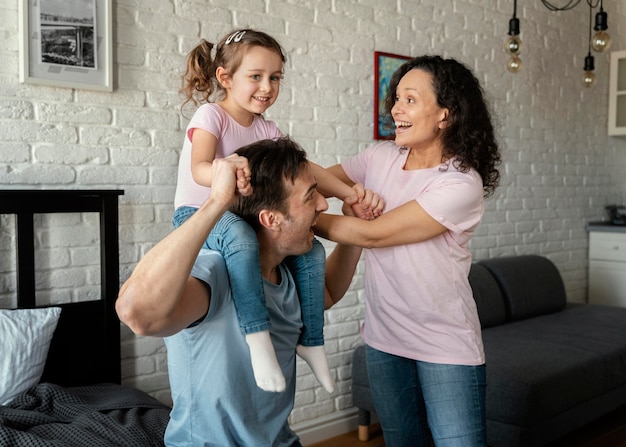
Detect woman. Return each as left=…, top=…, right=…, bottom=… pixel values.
left=315, top=55, right=501, bottom=446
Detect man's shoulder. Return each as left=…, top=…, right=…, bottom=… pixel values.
left=189, top=249, right=232, bottom=322
left=197, top=248, right=225, bottom=259
left=191, top=249, right=228, bottom=288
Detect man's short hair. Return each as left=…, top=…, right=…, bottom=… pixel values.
left=232, top=137, right=308, bottom=229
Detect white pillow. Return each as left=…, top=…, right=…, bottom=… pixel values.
left=0, top=307, right=61, bottom=405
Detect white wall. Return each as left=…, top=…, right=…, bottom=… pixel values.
left=1, top=0, right=626, bottom=440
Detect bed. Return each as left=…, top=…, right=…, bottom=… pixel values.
left=0, top=189, right=171, bottom=446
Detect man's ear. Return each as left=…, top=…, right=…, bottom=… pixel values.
left=216, top=66, right=231, bottom=89
left=258, top=210, right=281, bottom=230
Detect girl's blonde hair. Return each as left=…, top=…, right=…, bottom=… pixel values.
left=180, top=29, right=287, bottom=110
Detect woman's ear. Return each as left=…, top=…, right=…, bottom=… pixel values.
left=438, top=109, right=450, bottom=129
left=216, top=66, right=231, bottom=89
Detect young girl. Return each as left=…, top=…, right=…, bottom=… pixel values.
left=173, top=29, right=376, bottom=393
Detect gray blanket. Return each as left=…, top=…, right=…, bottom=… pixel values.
left=0, top=382, right=170, bottom=446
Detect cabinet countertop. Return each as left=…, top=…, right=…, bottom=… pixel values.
left=587, top=221, right=626, bottom=233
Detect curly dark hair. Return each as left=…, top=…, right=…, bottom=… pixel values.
left=232, top=137, right=308, bottom=230
left=384, top=55, right=501, bottom=197
left=180, top=29, right=286, bottom=111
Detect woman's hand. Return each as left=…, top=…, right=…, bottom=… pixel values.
left=347, top=183, right=384, bottom=219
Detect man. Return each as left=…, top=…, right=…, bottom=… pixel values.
left=116, top=137, right=367, bottom=446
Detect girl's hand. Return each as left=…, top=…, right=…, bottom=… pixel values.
left=341, top=197, right=360, bottom=218
left=236, top=168, right=253, bottom=196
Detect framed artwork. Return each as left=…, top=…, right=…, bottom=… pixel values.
left=19, top=0, right=112, bottom=92
left=374, top=51, right=412, bottom=140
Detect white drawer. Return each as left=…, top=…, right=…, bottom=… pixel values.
left=589, top=232, right=626, bottom=262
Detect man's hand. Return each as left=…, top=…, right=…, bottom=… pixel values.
left=210, top=154, right=252, bottom=208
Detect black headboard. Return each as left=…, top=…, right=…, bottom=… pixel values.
left=0, top=189, right=124, bottom=386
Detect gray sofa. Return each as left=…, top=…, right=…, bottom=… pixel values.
left=351, top=254, right=626, bottom=446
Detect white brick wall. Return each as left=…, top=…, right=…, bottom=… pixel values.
left=1, top=0, right=626, bottom=432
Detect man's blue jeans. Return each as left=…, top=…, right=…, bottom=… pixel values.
left=173, top=206, right=325, bottom=346
left=366, top=345, right=487, bottom=447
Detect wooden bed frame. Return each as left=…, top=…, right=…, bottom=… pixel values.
left=0, top=189, right=124, bottom=387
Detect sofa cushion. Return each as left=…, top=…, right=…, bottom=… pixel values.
left=483, top=305, right=626, bottom=428
left=469, top=263, right=506, bottom=328
left=478, top=255, right=566, bottom=322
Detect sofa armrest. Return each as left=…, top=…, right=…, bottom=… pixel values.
left=478, top=255, right=566, bottom=322
left=469, top=263, right=507, bottom=328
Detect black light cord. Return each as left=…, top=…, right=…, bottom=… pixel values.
left=540, top=0, right=600, bottom=11
left=587, top=1, right=594, bottom=56
left=583, top=1, right=595, bottom=72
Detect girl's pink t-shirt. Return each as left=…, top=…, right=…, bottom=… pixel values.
left=342, top=141, right=486, bottom=366
left=174, top=103, right=282, bottom=209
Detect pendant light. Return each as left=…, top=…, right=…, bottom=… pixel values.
left=582, top=3, right=596, bottom=87
left=505, top=0, right=522, bottom=73
left=504, top=0, right=611, bottom=87
left=591, top=0, right=612, bottom=52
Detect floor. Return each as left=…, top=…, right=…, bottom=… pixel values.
left=307, top=424, right=386, bottom=447
left=308, top=404, right=626, bottom=447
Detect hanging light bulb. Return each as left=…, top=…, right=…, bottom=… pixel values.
left=582, top=54, right=596, bottom=87
left=505, top=0, right=521, bottom=73
left=591, top=2, right=612, bottom=52
left=582, top=4, right=596, bottom=88
left=591, top=30, right=612, bottom=52
left=505, top=34, right=522, bottom=55
left=507, top=55, right=522, bottom=73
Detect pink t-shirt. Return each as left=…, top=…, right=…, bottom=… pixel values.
left=342, top=141, right=486, bottom=366
left=174, top=103, right=282, bottom=209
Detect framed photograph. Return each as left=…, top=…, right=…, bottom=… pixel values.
left=19, top=0, right=112, bottom=92
left=374, top=51, right=412, bottom=140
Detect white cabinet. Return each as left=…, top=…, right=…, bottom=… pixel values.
left=588, top=230, right=626, bottom=306
left=608, top=50, right=626, bottom=136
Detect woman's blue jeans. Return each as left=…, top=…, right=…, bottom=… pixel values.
left=365, top=345, right=487, bottom=447
left=173, top=206, right=325, bottom=346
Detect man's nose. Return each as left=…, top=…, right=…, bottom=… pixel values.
left=317, top=194, right=329, bottom=212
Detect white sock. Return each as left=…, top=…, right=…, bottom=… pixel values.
left=297, top=344, right=335, bottom=393
left=245, top=330, right=286, bottom=392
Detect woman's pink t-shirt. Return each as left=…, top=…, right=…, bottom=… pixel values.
left=342, top=141, right=486, bottom=366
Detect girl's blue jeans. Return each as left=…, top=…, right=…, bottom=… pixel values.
left=365, top=345, right=487, bottom=447
left=173, top=206, right=325, bottom=346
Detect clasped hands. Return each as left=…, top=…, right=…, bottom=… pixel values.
left=345, top=183, right=384, bottom=220
left=208, top=154, right=253, bottom=207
